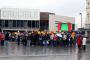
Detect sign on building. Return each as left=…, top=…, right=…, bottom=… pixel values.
left=1, top=8, right=40, bottom=20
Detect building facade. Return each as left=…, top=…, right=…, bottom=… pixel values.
left=0, top=8, right=40, bottom=32
left=85, top=0, right=90, bottom=28
left=49, top=13, right=75, bottom=32
left=0, top=8, right=75, bottom=32
left=40, top=12, right=49, bottom=31
left=84, top=0, right=90, bottom=42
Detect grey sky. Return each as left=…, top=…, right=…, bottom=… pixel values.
left=0, top=0, right=86, bottom=28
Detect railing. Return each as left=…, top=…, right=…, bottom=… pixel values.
left=2, top=27, right=40, bottom=31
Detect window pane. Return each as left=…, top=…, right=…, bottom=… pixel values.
left=36, top=21, right=39, bottom=28
left=32, top=21, right=35, bottom=28
left=13, top=20, right=16, bottom=27
left=0, top=20, right=1, bottom=26
left=5, top=20, right=8, bottom=27
left=2, top=20, right=5, bottom=27
left=17, top=20, right=21, bottom=27
left=28, top=21, right=31, bottom=27
left=21, top=20, right=23, bottom=27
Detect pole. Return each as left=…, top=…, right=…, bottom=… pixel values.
left=80, top=13, right=82, bottom=31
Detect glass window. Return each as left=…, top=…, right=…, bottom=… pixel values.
left=5, top=20, right=8, bottom=27
left=36, top=21, right=39, bottom=28
left=17, top=20, right=21, bottom=27
left=32, top=21, right=35, bottom=28
left=21, top=20, right=23, bottom=27
left=2, top=20, right=5, bottom=27
left=0, top=20, right=1, bottom=26
left=13, top=20, right=17, bottom=27
left=28, top=21, right=31, bottom=27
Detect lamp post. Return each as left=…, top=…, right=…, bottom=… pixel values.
left=80, top=13, right=82, bottom=31
left=87, top=13, right=89, bottom=28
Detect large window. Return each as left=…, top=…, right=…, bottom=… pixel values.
left=36, top=21, right=39, bottom=28
left=2, top=20, right=40, bottom=28
left=28, top=21, right=39, bottom=28
left=15, top=20, right=24, bottom=27
left=0, top=20, right=2, bottom=27
left=13, top=20, right=17, bottom=27
left=32, top=21, right=35, bottom=28
left=5, top=20, right=8, bottom=27
left=17, top=20, right=21, bottom=27
left=2, top=20, right=5, bottom=27
left=28, top=21, right=31, bottom=27
left=21, top=20, right=23, bottom=27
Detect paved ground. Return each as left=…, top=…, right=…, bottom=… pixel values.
left=0, top=42, right=90, bottom=60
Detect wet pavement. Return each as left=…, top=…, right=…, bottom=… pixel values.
left=0, top=42, right=90, bottom=60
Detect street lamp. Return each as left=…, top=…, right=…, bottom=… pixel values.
left=80, top=13, right=82, bottom=30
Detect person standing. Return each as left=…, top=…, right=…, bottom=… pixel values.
left=53, top=34, right=58, bottom=46
left=5, top=32, right=9, bottom=46
left=63, top=34, right=67, bottom=47
left=82, top=36, right=87, bottom=50
left=1, top=32, right=5, bottom=46
left=39, top=34, right=43, bottom=46
left=0, top=32, right=2, bottom=45
left=17, top=35, right=21, bottom=45
left=22, top=35, right=27, bottom=46
left=50, top=34, right=54, bottom=46
left=71, top=32, right=76, bottom=47
left=77, top=35, right=82, bottom=50
left=43, top=33, right=47, bottom=46
left=27, top=33, right=31, bottom=46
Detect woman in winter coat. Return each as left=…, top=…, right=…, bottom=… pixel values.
left=1, top=33, right=5, bottom=46
left=53, top=34, right=58, bottom=46
left=77, top=35, right=82, bottom=49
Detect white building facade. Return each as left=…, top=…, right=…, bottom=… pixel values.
left=49, top=13, right=75, bottom=32
left=0, top=8, right=40, bottom=32
left=84, top=0, right=90, bottom=42
left=85, top=0, right=90, bottom=28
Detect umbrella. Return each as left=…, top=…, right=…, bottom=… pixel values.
left=56, top=33, right=62, bottom=37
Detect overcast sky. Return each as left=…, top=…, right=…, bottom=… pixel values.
left=0, top=0, right=86, bottom=28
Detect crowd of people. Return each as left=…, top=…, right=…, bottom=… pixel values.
left=0, top=30, right=87, bottom=50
